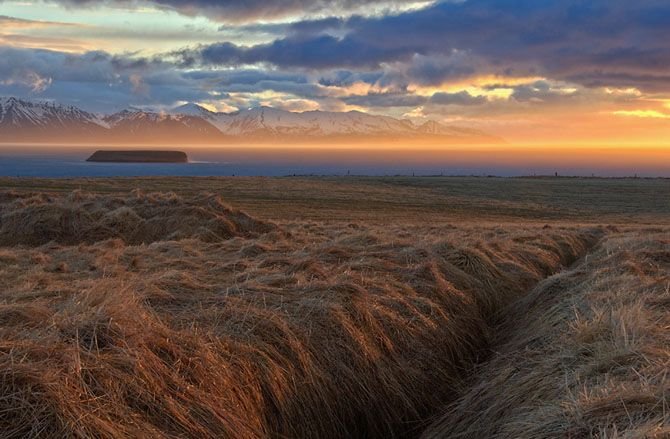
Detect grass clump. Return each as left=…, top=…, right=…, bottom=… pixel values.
left=0, top=190, right=275, bottom=246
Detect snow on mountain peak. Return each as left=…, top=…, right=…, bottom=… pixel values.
left=0, top=96, right=106, bottom=129
left=0, top=97, right=499, bottom=143
left=172, top=102, right=217, bottom=118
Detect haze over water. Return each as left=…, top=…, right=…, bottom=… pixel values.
left=1, top=145, right=668, bottom=178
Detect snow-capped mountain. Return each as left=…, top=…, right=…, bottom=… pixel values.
left=196, top=106, right=417, bottom=137
left=172, top=102, right=217, bottom=118
left=0, top=97, right=500, bottom=144
left=0, top=98, right=220, bottom=142
left=103, top=108, right=222, bottom=141
left=416, top=120, right=488, bottom=137
left=170, top=104, right=497, bottom=142
left=0, top=97, right=108, bottom=136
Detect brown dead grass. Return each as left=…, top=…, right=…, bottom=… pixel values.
left=0, top=190, right=275, bottom=246
left=421, top=231, right=670, bottom=438
left=0, top=190, right=605, bottom=438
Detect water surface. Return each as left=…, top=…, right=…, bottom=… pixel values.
left=1, top=145, right=668, bottom=178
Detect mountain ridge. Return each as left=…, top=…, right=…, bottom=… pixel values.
left=0, top=97, right=502, bottom=144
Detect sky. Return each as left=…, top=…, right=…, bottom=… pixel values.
left=1, top=0, right=670, bottom=144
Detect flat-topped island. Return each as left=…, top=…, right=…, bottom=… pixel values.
left=87, top=150, right=188, bottom=163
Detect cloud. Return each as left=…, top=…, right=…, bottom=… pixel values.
left=0, top=47, right=204, bottom=110
left=405, top=53, right=481, bottom=86
left=173, top=0, right=670, bottom=93
left=129, top=73, right=149, bottom=95
left=0, top=14, right=92, bottom=52
left=0, top=34, right=92, bottom=53
left=2, top=0, right=670, bottom=131
left=184, top=33, right=420, bottom=69
left=35, top=0, right=434, bottom=23
left=509, top=80, right=578, bottom=103
left=613, top=109, right=670, bottom=119
left=27, top=71, right=53, bottom=92
left=317, top=70, right=384, bottom=88
left=0, top=15, right=84, bottom=29
left=0, top=46, right=332, bottom=112
left=343, top=92, right=427, bottom=108
left=429, top=91, right=487, bottom=106
left=0, top=70, right=53, bottom=92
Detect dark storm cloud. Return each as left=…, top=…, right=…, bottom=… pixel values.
left=509, top=81, right=579, bottom=103
left=430, top=91, right=487, bottom=106
left=176, top=0, right=670, bottom=91
left=191, top=34, right=420, bottom=69
left=0, top=46, right=331, bottom=111
left=183, top=69, right=308, bottom=87
left=288, top=17, right=346, bottom=35
left=4, top=0, right=670, bottom=114
left=405, top=54, right=481, bottom=86
left=565, top=72, right=670, bottom=92
left=317, top=70, right=385, bottom=88
left=343, top=92, right=427, bottom=108
left=0, top=47, right=212, bottom=110
left=341, top=90, right=488, bottom=108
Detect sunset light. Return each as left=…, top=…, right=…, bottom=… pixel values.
left=1, top=0, right=669, bottom=151
left=1, top=2, right=669, bottom=438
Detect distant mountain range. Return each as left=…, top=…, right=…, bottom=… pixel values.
left=0, top=97, right=501, bottom=144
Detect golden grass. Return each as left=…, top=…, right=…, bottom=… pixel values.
left=0, top=190, right=604, bottom=437
left=0, top=190, right=275, bottom=246
left=421, top=231, right=670, bottom=438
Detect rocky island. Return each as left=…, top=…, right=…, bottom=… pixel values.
left=86, top=150, right=188, bottom=163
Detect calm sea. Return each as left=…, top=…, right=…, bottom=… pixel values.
left=1, top=145, right=668, bottom=178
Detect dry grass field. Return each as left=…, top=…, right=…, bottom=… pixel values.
left=1, top=175, right=668, bottom=224
left=0, top=177, right=668, bottom=438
